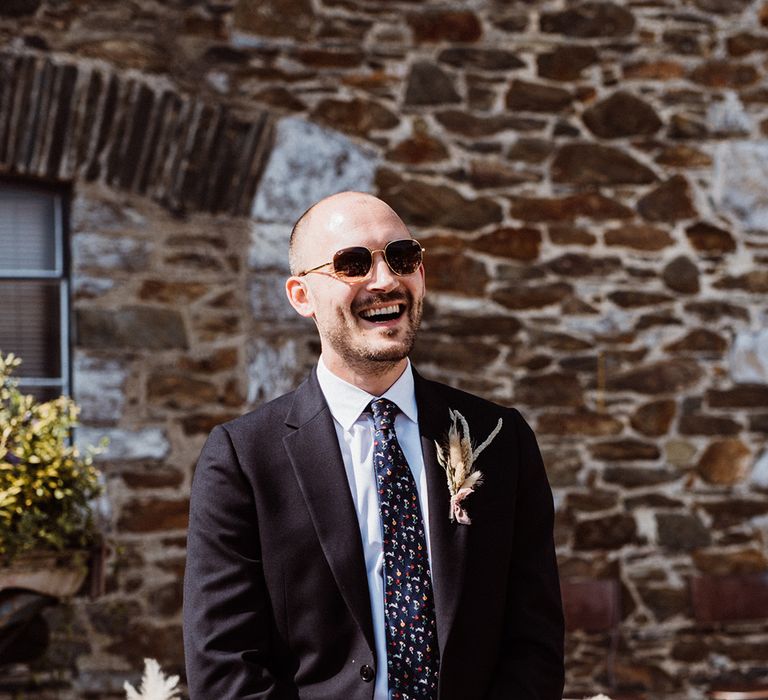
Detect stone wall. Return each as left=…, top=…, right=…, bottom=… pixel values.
left=1, top=0, right=767, bottom=697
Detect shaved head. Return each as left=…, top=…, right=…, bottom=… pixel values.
left=288, top=192, right=404, bottom=276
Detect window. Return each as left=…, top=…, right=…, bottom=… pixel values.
left=0, top=181, right=69, bottom=400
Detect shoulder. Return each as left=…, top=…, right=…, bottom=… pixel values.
left=415, top=371, right=532, bottom=437
left=216, top=388, right=297, bottom=441
left=417, top=371, right=522, bottom=418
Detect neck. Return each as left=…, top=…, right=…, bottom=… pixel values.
left=322, top=355, right=408, bottom=396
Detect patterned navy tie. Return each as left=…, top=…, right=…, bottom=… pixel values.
left=369, top=398, right=439, bottom=699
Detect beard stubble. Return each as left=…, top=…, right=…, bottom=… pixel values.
left=324, top=288, right=423, bottom=377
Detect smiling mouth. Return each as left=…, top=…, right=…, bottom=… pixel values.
left=358, top=304, right=405, bottom=323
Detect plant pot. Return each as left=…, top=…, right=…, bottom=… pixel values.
left=0, top=550, right=89, bottom=598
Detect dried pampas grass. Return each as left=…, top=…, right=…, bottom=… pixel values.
left=124, top=658, right=180, bottom=700
left=435, top=409, right=503, bottom=523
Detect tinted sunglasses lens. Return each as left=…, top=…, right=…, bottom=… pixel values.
left=333, top=247, right=372, bottom=278
left=386, top=239, right=422, bottom=275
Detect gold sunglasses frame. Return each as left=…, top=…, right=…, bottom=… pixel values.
left=297, top=239, right=425, bottom=279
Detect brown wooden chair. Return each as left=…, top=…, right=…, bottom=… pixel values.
left=563, top=578, right=622, bottom=633
left=690, top=572, right=768, bottom=700
left=691, top=572, right=768, bottom=624
left=562, top=578, right=622, bottom=694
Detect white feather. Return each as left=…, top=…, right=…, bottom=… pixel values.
left=124, top=659, right=180, bottom=700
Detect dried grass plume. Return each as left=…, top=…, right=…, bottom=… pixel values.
left=435, top=409, right=503, bottom=524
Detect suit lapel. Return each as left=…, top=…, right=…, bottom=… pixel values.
left=415, top=371, right=469, bottom=659
left=283, top=370, right=375, bottom=651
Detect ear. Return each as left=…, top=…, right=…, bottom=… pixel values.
left=285, top=276, right=315, bottom=318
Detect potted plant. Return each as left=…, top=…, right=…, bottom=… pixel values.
left=0, top=352, right=104, bottom=599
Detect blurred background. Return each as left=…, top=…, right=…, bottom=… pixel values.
left=0, top=0, right=767, bottom=697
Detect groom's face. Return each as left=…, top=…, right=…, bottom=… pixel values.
left=287, top=193, right=425, bottom=376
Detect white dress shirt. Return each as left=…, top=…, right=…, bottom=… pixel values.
left=316, top=356, right=432, bottom=700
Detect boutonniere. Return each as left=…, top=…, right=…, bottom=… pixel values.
left=435, top=410, right=503, bottom=525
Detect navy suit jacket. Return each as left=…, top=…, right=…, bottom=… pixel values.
left=183, top=368, right=564, bottom=699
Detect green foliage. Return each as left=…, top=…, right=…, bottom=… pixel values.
left=0, top=352, right=103, bottom=561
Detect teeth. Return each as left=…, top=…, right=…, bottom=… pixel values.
left=361, top=304, right=401, bottom=318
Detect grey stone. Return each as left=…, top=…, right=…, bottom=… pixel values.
left=0, top=0, right=41, bottom=17
left=251, top=117, right=378, bottom=224
left=232, top=0, right=314, bottom=40
left=573, top=513, right=638, bottom=549
left=695, top=0, right=751, bottom=11
left=656, top=513, right=711, bottom=551
left=312, top=98, right=398, bottom=136
left=404, top=62, right=461, bottom=106
left=77, top=306, right=188, bottom=350
left=71, top=197, right=148, bottom=232
left=73, top=233, right=152, bottom=272
left=730, top=328, right=768, bottom=384
left=540, top=2, right=635, bottom=38
left=506, top=79, right=572, bottom=113
left=663, top=256, right=700, bottom=294
left=249, top=222, right=292, bottom=272
left=73, top=354, right=127, bottom=423
left=666, top=440, right=697, bottom=467
left=377, top=171, right=503, bottom=231
left=637, top=175, right=696, bottom=221
left=72, top=275, right=115, bottom=298
left=714, top=141, right=768, bottom=230
left=552, top=143, right=657, bottom=185
left=248, top=336, right=317, bottom=404
left=438, top=47, right=525, bottom=72
left=583, top=92, right=663, bottom=138
left=250, top=273, right=295, bottom=321
left=751, top=450, right=768, bottom=490
left=707, top=91, right=752, bottom=135
left=75, top=427, right=170, bottom=462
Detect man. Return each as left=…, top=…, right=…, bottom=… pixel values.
left=183, top=192, right=564, bottom=699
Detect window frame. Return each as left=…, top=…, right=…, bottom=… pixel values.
left=0, top=179, right=71, bottom=398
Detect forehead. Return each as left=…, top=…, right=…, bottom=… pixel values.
left=303, top=197, right=411, bottom=257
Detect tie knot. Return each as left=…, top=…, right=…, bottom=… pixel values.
left=369, top=398, right=399, bottom=431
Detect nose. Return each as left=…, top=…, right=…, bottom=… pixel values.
left=367, top=250, right=398, bottom=291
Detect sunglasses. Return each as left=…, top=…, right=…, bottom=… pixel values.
left=297, top=239, right=425, bottom=280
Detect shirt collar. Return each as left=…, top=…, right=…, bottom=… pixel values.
left=316, top=356, right=419, bottom=432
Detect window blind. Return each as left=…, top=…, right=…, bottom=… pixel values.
left=0, top=182, right=66, bottom=395
left=0, top=189, right=57, bottom=272
left=0, top=280, right=61, bottom=378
